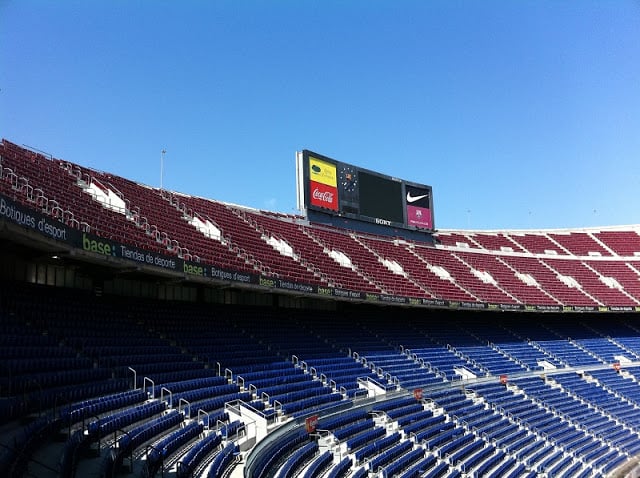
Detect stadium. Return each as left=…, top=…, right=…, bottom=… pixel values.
left=2, top=137, right=640, bottom=478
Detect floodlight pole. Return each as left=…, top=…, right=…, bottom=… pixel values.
left=160, top=149, right=166, bottom=190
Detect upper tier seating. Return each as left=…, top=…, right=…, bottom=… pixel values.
left=3, top=138, right=640, bottom=309
left=595, top=230, right=640, bottom=256
left=547, top=232, right=612, bottom=256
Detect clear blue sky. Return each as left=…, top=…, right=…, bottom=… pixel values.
left=1, top=1, right=639, bottom=230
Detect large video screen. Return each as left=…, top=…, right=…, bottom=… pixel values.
left=296, top=150, right=434, bottom=231
left=358, top=171, right=404, bottom=224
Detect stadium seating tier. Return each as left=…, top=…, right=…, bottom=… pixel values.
left=3, top=139, right=640, bottom=308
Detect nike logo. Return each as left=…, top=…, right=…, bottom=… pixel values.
left=406, top=192, right=429, bottom=203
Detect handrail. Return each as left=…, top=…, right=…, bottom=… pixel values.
left=198, top=409, right=210, bottom=429
left=143, top=377, right=155, bottom=398
left=127, top=367, right=137, bottom=389
left=179, top=398, right=190, bottom=417
left=161, top=387, right=172, bottom=408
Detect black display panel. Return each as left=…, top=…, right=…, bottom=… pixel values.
left=358, top=171, right=404, bottom=224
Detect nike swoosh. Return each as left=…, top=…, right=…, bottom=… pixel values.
left=406, top=192, right=428, bottom=203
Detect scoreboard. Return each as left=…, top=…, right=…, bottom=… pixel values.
left=296, top=150, right=434, bottom=231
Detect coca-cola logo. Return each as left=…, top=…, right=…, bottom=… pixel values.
left=312, top=188, right=334, bottom=203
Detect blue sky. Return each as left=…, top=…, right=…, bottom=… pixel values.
left=1, top=1, right=639, bottom=230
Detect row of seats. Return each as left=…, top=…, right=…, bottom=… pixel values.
left=145, top=421, right=203, bottom=477
left=176, top=432, right=222, bottom=478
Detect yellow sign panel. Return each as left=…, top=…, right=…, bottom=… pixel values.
left=309, top=157, right=337, bottom=187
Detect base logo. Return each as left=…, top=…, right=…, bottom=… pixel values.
left=82, top=233, right=116, bottom=256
